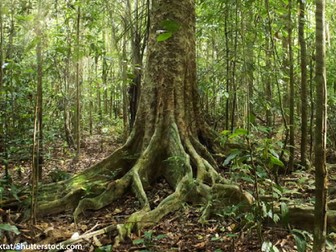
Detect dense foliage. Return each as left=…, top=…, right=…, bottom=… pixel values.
left=0, top=0, right=335, bottom=250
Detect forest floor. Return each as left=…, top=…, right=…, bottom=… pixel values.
left=2, top=131, right=336, bottom=251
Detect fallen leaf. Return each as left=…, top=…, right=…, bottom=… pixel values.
left=193, top=241, right=206, bottom=249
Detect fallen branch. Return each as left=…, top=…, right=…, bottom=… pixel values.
left=48, top=224, right=117, bottom=252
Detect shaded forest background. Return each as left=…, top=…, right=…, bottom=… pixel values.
left=0, top=0, right=336, bottom=251
left=1, top=0, right=336, bottom=166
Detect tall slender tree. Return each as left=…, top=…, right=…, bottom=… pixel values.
left=0, top=0, right=5, bottom=173
left=75, top=4, right=81, bottom=157
left=299, top=0, right=308, bottom=167
left=0, top=0, right=3, bottom=92
left=35, top=0, right=43, bottom=181
left=264, top=0, right=273, bottom=129
left=313, top=0, right=328, bottom=250
left=288, top=0, right=295, bottom=172
left=31, top=0, right=44, bottom=223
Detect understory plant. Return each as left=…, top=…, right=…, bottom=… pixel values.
left=219, top=126, right=289, bottom=249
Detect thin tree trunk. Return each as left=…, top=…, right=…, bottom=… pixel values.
left=264, top=0, right=273, bottom=129
left=0, top=0, right=7, bottom=177
left=243, top=5, right=255, bottom=131
left=309, top=56, right=314, bottom=159
left=288, top=0, right=295, bottom=172
left=127, top=0, right=140, bottom=130
left=61, top=13, right=75, bottom=149
left=1, top=2, right=15, bottom=179
left=230, top=0, right=239, bottom=132
left=313, top=0, right=328, bottom=250
left=299, top=0, right=308, bottom=167
left=36, top=20, right=43, bottom=181
left=31, top=0, right=43, bottom=221
left=0, top=0, right=3, bottom=92
left=224, top=7, right=230, bottom=130
left=6, top=4, right=14, bottom=160
left=75, top=5, right=81, bottom=157
left=121, top=38, right=129, bottom=140
left=31, top=105, right=40, bottom=224
left=95, top=54, right=103, bottom=150
left=102, top=49, right=109, bottom=115
left=0, top=0, right=4, bottom=155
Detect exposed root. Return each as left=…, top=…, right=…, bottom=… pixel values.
left=4, top=122, right=256, bottom=244
left=73, top=174, right=133, bottom=222
left=185, top=137, right=220, bottom=184
left=288, top=207, right=336, bottom=232
left=110, top=127, right=254, bottom=244
left=116, top=175, right=194, bottom=244
left=0, top=145, right=139, bottom=217
left=38, top=188, right=86, bottom=216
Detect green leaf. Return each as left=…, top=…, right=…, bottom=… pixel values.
left=95, top=245, right=112, bottom=252
left=261, top=241, right=280, bottom=252
left=269, top=149, right=279, bottom=158
left=241, top=176, right=254, bottom=183
left=211, top=236, right=221, bottom=241
left=133, top=238, right=144, bottom=245
left=272, top=213, right=280, bottom=223
left=15, top=14, right=34, bottom=23
left=226, top=233, right=238, bottom=238
left=157, top=32, right=173, bottom=42
left=220, top=130, right=231, bottom=136
left=223, top=149, right=241, bottom=166
left=0, top=223, right=20, bottom=235
left=155, top=234, right=167, bottom=240
left=161, top=20, right=180, bottom=32
left=292, top=229, right=307, bottom=252
left=144, top=231, right=153, bottom=240
left=234, top=128, right=248, bottom=136
left=272, top=185, right=283, bottom=197
left=326, top=239, right=336, bottom=251
left=261, top=202, right=268, bottom=217
left=280, top=202, right=289, bottom=224
left=256, top=167, right=267, bottom=178
left=269, top=155, right=284, bottom=167
left=229, top=128, right=248, bottom=139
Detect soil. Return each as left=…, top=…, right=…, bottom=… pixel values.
left=1, top=132, right=335, bottom=251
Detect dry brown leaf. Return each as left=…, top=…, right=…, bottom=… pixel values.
left=112, top=208, right=122, bottom=214
left=193, top=241, right=206, bottom=249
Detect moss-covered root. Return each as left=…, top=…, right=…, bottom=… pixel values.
left=11, top=145, right=138, bottom=218
left=200, top=184, right=254, bottom=222
left=73, top=174, right=133, bottom=222
left=115, top=175, right=255, bottom=245
left=115, top=175, right=193, bottom=244
left=72, top=140, right=161, bottom=222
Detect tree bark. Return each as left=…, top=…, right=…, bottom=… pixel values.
left=75, top=4, right=81, bottom=157
left=35, top=7, right=43, bottom=181
left=0, top=0, right=3, bottom=92
left=288, top=0, right=295, bottom=172
left=264, top=0, right=273, bottom=129
left=0, top=0, right=4, bottom=156
left=299, top=0, right=308, bottom=168
left=313, top=0, right=328, bottom=250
